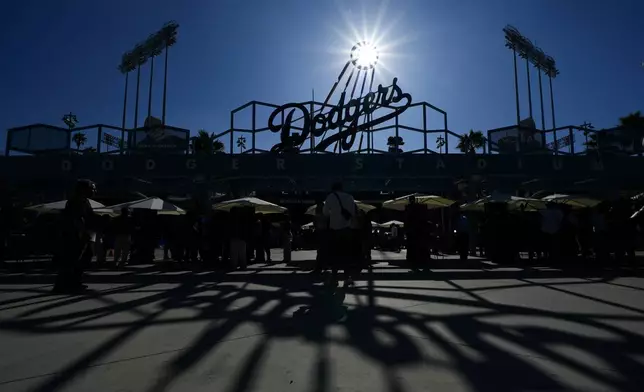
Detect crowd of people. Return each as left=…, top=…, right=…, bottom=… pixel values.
left=454, top=199, right=641, bottom=266
left=2, top=178, right=643, bottom=294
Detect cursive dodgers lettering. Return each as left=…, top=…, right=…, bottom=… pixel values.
left=268, top=103, right=310, bottom=153
left=268, top=77, right=412, bottom=153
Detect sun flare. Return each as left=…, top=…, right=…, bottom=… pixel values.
left=324, top=1, right=413, bottom=84
left=351, top=41, right=379, bottom=70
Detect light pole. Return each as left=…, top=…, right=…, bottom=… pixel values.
left=534, top=47, right=547, bottom=132
left=504, top=26, right=523, bottom=127
left=524, top=50, right=533, bottom=119
left=146, top=34, right=163, bottom=122
left=132, top=44, right=147, bottom=129
left=118, top=53, right=135, bottom=154
left=543, top=55, right=560, bottom=150
left=161, top=21, right=179, bottom=126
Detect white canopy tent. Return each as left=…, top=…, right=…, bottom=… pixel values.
left=213, top=197, right=287, bottom=214
left=302, top=220, right=381, bottom=229
left=461, top=193, right=547, bottom=212
left=95, top=197, right=185, bottom=216
left=304, top=200, right=375, bottom=216
left=541, top=194, right=601, bottom=209
left=26, top=199, right=105, bottom=213
left=379, top=220, right=404, bottom=228
left=382, top=193, right=455, bottom=211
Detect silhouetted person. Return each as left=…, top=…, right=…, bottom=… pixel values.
left=312, top=202, right=329, bottom=274
left=539, top=202, right=563, bottom=262
left=405, top=195, right=428, bottom=272
left=54, top=179, right=97, bottom=293
left=261, top=215, right=272, bottom=262
left=113, top=207, right=132, bottom=267
left=323, top=181, right=356, bottom=287
left=229, top=207, right=247, bottom=269
left=253, top=215, right=265, bottom=262
left=282, top=218, right=293, bottom=263
left=455, top=214, right=470, bottom=261
left=0, top=199, right=13, bottom=265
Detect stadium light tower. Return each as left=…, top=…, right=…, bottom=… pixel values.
left=503, top=25, right=559, bottom=151
left=118, top=21, right=179, bottom=137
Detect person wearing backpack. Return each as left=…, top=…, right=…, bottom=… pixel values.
left=322, top=181, right=356, bottom=287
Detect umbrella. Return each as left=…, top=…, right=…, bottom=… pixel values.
left=213, top=197, right=287, bottom=214
left=96, top=197, right=185, bottom=216
left=26, top=198, right=105, bottom=213
left=461, top=193, right=546, bottom=212
left=301, top=222, right=314, bottom=229
left=382, top=193, right=455, bottom=211
left=541, top=194, right=601, bottom=209
left=304, top=200, right=375, bottom=216
left=380, top=220, right=404, bottom=228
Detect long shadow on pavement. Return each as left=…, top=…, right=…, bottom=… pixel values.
left=0, top=264, right=643, bottom=391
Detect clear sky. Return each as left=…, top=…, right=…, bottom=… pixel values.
left=1, top=0, right=643, bottom=154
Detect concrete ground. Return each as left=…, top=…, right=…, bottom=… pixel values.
left=1, top=250, right=644, bottom=392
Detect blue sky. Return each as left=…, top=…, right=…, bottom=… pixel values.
left=1, top=0, right=643, bottom=154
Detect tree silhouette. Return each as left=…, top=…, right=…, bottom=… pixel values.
left=457, top=130, right=486, bottom=154
left=237, top=135, right=247, bottom=153
left=72, top=133, right=87, bottom=151
left=387, top=136, right=404, bottom=153
left=435, top=135, right=446, bottom=153
left=191, top=130, right=224, bottom=155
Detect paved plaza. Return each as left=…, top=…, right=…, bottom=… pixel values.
left=1, top=250, right=644, bottom=392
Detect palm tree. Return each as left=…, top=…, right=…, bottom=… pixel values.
left=387, top=136, right=404, bottom=153
left=619, top=111, right=644, bottom=152
left=190, top=130, right=224, bottom=154
left=457, top=130, right=486, bottom=154
left=213, top=138, right=224, bottom=153
left=590, top=112, right=644, bottom=154
left=281, top=133, right=301, bottom=154
left=619, top=111, right=644, bottom=130
left=237, top=136, right=247, bottom=153
left=435, top=135, right=446, bottom=153
left=584, top=132, right=599, bottom=151
left=72, top=132, right=87, bottom=151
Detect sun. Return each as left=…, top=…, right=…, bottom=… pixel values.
left=351, top=41, right=379, bottom=70
left=325, top=1, right=414, bottom=82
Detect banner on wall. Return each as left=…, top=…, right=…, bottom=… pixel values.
left=130, top=117, right=189, bottom=151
